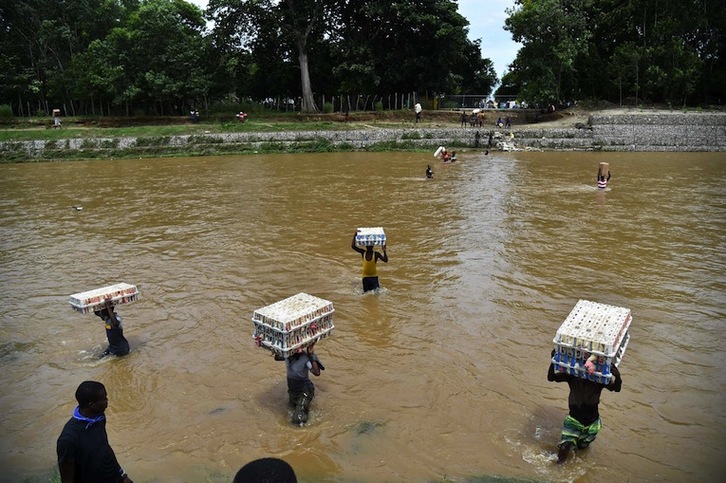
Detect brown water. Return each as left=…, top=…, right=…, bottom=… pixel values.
left=0, top=151, right=724, bottom=483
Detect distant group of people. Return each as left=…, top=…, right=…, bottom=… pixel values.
left=496, top=116, right=512, bottom=128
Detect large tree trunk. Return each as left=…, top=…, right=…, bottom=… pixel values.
left=297, top=42, right=318, bottom=112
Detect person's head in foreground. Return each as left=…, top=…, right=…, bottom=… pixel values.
left=233, top=457, right=297, bottom=483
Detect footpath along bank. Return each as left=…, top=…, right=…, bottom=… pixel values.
left=1, top=110, right=725, bottom=162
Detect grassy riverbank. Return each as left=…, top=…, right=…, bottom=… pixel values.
left=2, top=105, right=723, bottom=161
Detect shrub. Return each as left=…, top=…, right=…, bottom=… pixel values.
left=323, top=102, right=334, bottom=113
left=0, top=104, right=12, bottom=119
left=374, top=101, right=383, bottom=111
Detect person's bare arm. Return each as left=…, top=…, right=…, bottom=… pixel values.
left=307, top=345, right=321, bottom=377
left=351, top=232, right=365, bottom=255
left=377, top=245, right=388, bottom=263
left=104, top=298, right=120, bottom=328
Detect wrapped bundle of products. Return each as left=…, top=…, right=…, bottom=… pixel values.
left=252, top=292, right=335, bottom=358
left=552, top=299, right=631, bottom=383
left=69, top=283, right=140, bottom=314
left=355, top=227, right=386, bottom=247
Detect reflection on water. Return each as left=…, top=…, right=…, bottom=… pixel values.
left=0, top=151, right=724, bottom=482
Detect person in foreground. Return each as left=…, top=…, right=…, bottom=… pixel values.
left=275, top=343, right=324, bottom=425
left=57, top=381, right=133, bottom=483
left=351, top=232, right=388, bottom=292
left=233, top=457, right=297, bottom=482
left=94, top=298, right=130, bottom=357
left=547, top=349, right=622, bottom=463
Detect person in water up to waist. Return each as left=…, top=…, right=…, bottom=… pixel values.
left=548, top=349, right=622, bottom=464
left=597, top=167, right=611, bottom=189
left=351, top=231, right=388, bottom=292
left=94, top=298, right=129, bottom=358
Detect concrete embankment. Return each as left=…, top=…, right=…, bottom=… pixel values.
left=1, top=111, right=724, bottom=162
left=513, top=111, right=726, bottom=151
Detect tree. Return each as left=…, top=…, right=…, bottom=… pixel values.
left=505, top=0, right=592, bottom=106
left=208, top=0, right=328, bottom=112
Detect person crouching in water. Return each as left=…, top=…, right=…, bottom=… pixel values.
left=426, top=165, right=433, bottom=179
left=276, top=344, right=324, bottom=425
left=94, top=298, right=130, bottom=357
left=351, top=232, right=388, bottom=292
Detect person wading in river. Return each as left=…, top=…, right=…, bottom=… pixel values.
left=351, top=231, right=388, bottom=292
left=548, top=349, right=622, bottom=463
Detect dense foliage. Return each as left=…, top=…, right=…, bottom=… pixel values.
left=500, top=0, right=725, bottom=107
left=0, top=0, right=496, bottom=115
left=1, top=0, right=722, bottom=116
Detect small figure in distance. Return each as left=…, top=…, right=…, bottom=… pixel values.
left=351, top=231, right=388, bottom=292
left=414, top=102, right=422, bottom=123
left=597, top=167, right=612, bottom=189
left=94, top=298, right=130, bottom=357
left=426, top=165, right=433, bottom=179
left=233, top=457, right=297, bottom=483
left=275, top=343, right=324, bottom=425
left=57, top=381, right=134, bottom=483
left=548, top=349, right=622, bottom=464
left=450, top=150, right=457, bottom=162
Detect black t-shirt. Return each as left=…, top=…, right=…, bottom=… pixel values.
left=57, top=417, right=123, bottom=482
left=548, top=363, right=622, bottom=426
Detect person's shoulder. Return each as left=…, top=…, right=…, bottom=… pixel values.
left=58, top=417, right=83, bottom=441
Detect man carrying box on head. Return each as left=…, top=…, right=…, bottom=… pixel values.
left=351, top=231, right=388, bottom=293
left=548, top=349, right=622, bottom=463
left=94, top=298, right=130, bottom=358
left=275, top=343, right=324, bottom=425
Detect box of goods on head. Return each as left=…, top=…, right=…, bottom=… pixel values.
left=552, top=299, right=631, bottom=384
left=69, top=283, right=140, bottom=314
left=355, top=227, right=386, bottom=247
left=252, top=292, right=334, bottom=358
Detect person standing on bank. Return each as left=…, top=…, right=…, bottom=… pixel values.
left=351, top=231, right=388, bottom=292
left=57, top=381, right=133, bottom=483
left=94, top=298, right=129, bottom=357
left=275, top=343, right=324, bottom=425
left=548, top=349, right=622, bottom=464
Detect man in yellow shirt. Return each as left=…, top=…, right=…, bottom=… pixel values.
left=351, top=232, right=388, bottom=292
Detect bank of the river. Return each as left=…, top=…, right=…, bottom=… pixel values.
left=0, top=108, right=724, bottom=162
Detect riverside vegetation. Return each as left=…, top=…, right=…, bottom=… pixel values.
left=1, top=106, right=725, bottom=162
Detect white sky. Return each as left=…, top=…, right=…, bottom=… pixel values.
left=187, top=0, right=521, bottom=79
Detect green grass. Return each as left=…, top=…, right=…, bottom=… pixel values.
left=0, top=119, right=368, bottom=143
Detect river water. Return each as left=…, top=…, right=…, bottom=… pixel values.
left=0, top=151, right=724, bottom=482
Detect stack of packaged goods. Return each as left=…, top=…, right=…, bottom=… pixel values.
left=69, top=283, right=140, bottom=314
left=355, top=227, right=386, bottom=247
left=252, top=292, right=335, bottom=358
left=552, top=299, right=631, bottom=383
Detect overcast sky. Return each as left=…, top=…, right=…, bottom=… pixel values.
left=187, top=0, right=521, bottom=79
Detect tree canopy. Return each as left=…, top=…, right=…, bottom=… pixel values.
left=500, top=0, right=725, bottom=107
left=1, top=0, right=722, bottom=116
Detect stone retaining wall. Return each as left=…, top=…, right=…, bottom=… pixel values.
left=1, top=112, right=725, bottom=161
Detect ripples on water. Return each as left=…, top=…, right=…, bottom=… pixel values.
left=0, top=152, right=724, bottom=482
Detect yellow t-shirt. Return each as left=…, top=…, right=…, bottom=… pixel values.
left=361, top=254, right=378, bottom=277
